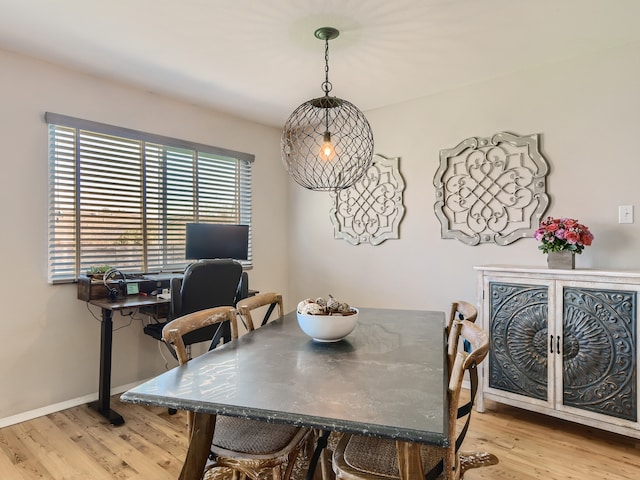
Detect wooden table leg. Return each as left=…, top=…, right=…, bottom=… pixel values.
left=179, top=412, right=216, bottom=480
left=396, top=441, right=424, bottom=479
left=307, top=430, right=332, bottom=480
left=313, top=441, right=333, bottom=480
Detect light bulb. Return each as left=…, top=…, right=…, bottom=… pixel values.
left=319, top=131, right=336, bottom=161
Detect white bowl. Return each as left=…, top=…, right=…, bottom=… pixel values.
left=297, top=308, right=359, bottom=342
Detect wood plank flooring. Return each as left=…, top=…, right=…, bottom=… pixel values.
left=0, top=394, right=638, bottom=479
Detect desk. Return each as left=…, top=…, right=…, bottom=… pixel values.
left=121, top=307, right=447, bottom=479
left=88, top=295, right=170, bottom=425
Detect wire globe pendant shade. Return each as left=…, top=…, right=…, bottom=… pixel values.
left=281, top=27, right=374, bottom=191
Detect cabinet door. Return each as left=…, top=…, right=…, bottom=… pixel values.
left=558, top=283, right=637, bottom=422
left=485, top=278, right=555, bottom=406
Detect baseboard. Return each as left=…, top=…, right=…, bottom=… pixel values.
left=0, top=380, right=145, bottom=429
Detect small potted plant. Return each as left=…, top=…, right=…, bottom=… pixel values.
left=86, top=265, right=113, bottom=280
left=534, top=217, right=594, bottom=269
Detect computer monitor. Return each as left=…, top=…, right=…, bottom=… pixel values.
left=185, top=223, right=249, bottom=261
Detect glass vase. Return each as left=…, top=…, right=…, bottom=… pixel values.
left=547, top=250, right=575, bottom=269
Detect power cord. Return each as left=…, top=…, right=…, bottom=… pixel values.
left=85, top=302, right=140, bottom=331
left=112, top=313, right=134, bottom=332
left=85, top=301, right=176, bottom=369
left=158, top=340, right=174, bottom=370
left=86, top=301, right=103, bottom=322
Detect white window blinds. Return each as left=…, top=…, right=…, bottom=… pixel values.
left=46, top=113, right=253, bottom=283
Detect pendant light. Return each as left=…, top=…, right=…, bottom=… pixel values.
left=281, top=27, right=374, bottom=191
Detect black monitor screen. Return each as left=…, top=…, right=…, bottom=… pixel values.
left=185, top=223, right=249, bottom=261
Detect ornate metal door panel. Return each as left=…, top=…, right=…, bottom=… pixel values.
left=562, top=287, right=637, bottom=421
left=488, top=282, right=549, bottom=400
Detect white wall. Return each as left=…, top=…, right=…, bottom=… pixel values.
left=3, top=39, right=640, bottom=425
left=287, top=43, right=640, bottom=312
left=0, top=47, right=289, bottom=422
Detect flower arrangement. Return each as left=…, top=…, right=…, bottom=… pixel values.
left=534, top=217, right=594, bottom=254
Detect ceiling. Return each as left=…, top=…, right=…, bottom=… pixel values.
left=1, top=0, right=639, bottom=127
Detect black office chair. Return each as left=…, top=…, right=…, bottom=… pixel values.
left=143, top=259, right=245, bottom=356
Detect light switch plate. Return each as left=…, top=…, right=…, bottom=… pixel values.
left=619, top=205, right=634, bottom=224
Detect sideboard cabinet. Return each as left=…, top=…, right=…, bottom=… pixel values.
left=475, top=266, right=639, bottom=438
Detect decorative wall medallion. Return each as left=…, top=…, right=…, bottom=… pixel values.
left=330, top=154, right=405, bottom=246
left=434, top=132, right=549, bottom=245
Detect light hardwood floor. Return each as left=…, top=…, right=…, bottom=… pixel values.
left=1, top=394, right=639, bottom=479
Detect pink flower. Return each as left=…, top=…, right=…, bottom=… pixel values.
left=546, top=223, right=559, bottom=232
left=565, top=231, right=580, bottom=244
left=563, top=219, right=577, bottom=228
left=581, top=232, right=593, bottom=246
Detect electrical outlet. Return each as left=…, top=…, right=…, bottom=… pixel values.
left=619, top=205, right=634, bottom=224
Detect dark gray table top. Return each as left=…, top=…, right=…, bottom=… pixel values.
left=121, top=307, right=447, bottom=445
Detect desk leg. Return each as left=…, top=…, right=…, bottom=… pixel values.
left=88, top=308, right=124, bottom=426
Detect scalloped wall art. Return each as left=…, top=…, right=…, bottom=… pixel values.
left=433, top=132, right=549, bottom=245
left=330, top=154, right=405, bottom=246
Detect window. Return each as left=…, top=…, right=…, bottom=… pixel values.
left=46, top=113, right=253, bottom=283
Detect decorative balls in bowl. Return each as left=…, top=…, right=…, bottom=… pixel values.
left=297, top=295, right=359, bottom=342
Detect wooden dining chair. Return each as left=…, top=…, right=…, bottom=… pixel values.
left=332, top=319, right=490, bottom=480
left=236, top=292, right=284, bottom=331
left=448, top=300, right=478, bottom=358
left=162, top=306, right=311, bottom=480
left=447, top=300, right=477, bottom=334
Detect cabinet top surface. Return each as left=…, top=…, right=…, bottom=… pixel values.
left=474, top=265, right=640, bottom=279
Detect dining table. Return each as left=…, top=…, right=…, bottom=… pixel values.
left=121, top=307, right=447, bottom=479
